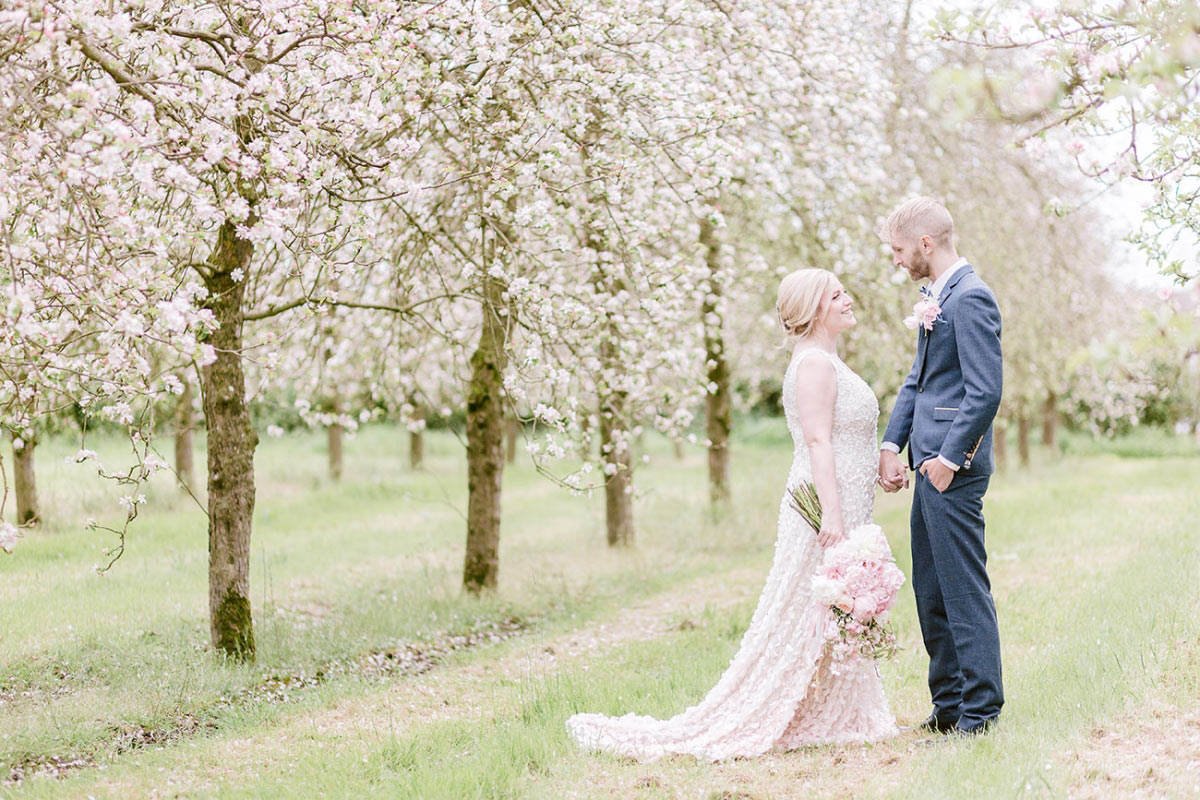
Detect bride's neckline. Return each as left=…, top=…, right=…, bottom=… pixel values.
left=792, top=345, right=841, bottom=361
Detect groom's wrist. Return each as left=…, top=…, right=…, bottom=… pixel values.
left=936, top=455, right=960, bottom=471
left=880, top=441, right=900, bottom=454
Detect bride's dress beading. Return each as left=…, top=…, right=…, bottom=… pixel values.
left=566, top=347, right=899, bottom=761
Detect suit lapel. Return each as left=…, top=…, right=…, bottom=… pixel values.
left=916, top=265, right=972, bottom=386
left=916, top=321, right=931, bottom=386
left=936, top=264, right=973, bottom=306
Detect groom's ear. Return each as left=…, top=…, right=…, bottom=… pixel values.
left=919, top=234, right=935, bottom=253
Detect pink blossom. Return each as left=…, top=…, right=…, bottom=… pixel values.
left=852, top=595, right=875, bottom=620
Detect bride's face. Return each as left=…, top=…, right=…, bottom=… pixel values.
left=819, top=282, right=856, bottom=334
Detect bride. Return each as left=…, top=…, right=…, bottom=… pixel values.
left=566, top=268, right=900, bottom=761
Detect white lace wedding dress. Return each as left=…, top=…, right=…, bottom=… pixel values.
left=566, top=347, right=899, bottom=761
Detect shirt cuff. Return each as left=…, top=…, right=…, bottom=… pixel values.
left=937, top=455, right=961, bottom=471
left=880, top=441, right=900, bottom=454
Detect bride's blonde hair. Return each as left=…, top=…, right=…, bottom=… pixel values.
left=776, top=268, right=837, bottom=340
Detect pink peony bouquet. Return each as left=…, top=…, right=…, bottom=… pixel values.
left=810, top=524, right=905, bottom=663
left=788, top=482, right=905, bottom=663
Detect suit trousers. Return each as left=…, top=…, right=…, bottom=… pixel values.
left=911, top=469, right=1003, bottom=731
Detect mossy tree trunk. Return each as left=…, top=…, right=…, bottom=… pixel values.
left=577, top=118, right=636, bottom=548
left=13, top=432, right=38, bottom=526
left=599, top=387, right=634, bottom=547
left=994, top=419, right=1008, bottom=472
left=1017, top=410, right=1031, bottom=468
left=506, top=414, right=520, bottom=464
left=409, top=406, right=425, bottom=470
left=463, top=274, right=510, bottom=594
left=1041, top=391, right=1057, bottom=449
left=174, top=379, right=196, bottom=492
left=200, top=218, right=258, bottom=662
left=328, top=419, right=344, bottom=481
left=320, top=312, right=344, bottom=482
left=699, top=217, right=731, bottom=506
left=593, top=269, right=634, bottom=547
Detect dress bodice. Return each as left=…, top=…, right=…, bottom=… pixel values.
left=781, top=347, right=880, bottom=530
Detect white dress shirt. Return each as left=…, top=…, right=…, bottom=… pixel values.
left=881, top=257, right=971, bottom=470
left=927, top=257, right=969, bottom=306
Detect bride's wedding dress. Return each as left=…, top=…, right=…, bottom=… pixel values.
left=566, top=347, right=899, bottom=761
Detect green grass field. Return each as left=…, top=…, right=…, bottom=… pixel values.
left=1, top=423, right=1198, bottom=799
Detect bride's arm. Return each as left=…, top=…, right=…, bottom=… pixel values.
left=794, top=355, right=843, bottom=548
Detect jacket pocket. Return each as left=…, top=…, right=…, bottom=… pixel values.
left=932, top=406, right=959, bottom=421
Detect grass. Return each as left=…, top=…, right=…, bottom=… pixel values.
left=1, top=424, right=1198, bottom=798
left=1055, top=424, right=1200, bottom=458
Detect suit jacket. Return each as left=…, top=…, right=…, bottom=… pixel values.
left=883, top=265, right=1003, bottom=476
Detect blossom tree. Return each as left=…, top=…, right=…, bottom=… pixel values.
left=687, top=0, right=896, bottom=506
left=0, top=10, right=221, bottom=558
left=0, top=0, right=511, bottom=658
left=937, top=0, right=1200, bottom=283
left=848, top=0, right=1131, bottom=468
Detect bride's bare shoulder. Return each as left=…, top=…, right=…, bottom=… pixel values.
left=791, top=347, right=838, bottom=371
left=791, top=348, right=838, bottom=386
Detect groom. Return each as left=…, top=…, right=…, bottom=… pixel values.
left=877, top=197, right=1004, bottom=736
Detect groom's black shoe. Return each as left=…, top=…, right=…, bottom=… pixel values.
left=951, top=717, right=998, bottom=738
left=917, top=714, right=959, bottom=734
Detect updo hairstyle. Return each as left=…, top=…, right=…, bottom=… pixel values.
left=776, top=268, right=837, bottom=340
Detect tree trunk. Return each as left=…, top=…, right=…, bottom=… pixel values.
left=328, top=421, right=344, bottom=481
left=994, top=419, right=1008, bottom=472
left=506, top=415, right=520, bottom=464
left=599, top=393, right=634, bottom=547
left=1041, top=391, right=1057, bottom=449
left=463, top=275, right=509, bottom=594
left=673, top=439, right=684, bottom=460
left=200, top=219, right=258, bottom=662
left=699, top=217, right=731, bottom=506
left=13, top=433, right=38, bottom=526
left=408, top=400, right=425, bottom=469
left=1017, top=412, right=1031, bottom=468
left=319, top=308, right=343, bottom=481
left=409, top=429, right=424, bottom=470
left=576, top=114, right=637, bottom=547
left=174, top=380, right=195, bottom=492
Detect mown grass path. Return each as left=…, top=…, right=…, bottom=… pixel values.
left=2, top=427, right=1197, bottom=798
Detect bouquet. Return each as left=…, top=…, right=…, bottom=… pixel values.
left=788, top=481, right=905, bottom=663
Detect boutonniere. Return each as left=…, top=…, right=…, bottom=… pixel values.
left=903, top=287, right=943, bottom=332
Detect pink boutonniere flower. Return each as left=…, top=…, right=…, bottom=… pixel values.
left=904, top=296, right=942, bottom=332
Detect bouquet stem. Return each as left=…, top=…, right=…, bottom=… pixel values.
left=788, top=481, right=822, bottom=531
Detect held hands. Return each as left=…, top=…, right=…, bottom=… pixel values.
left=877, top=450, right=909, bottom=493
left=919, top=458, right=954, bottom=493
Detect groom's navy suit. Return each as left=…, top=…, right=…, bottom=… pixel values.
left=883, top=264, right=1004, bottom=732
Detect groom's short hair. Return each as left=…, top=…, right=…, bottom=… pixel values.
left=883, top=197, right=955, bottom=248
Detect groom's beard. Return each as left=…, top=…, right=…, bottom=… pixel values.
left=908, top=250, right=932, bottom=281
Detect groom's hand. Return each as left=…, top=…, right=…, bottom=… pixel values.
left=919, top=458, right=954, bottom=493
left=878, top=450, right=908, bottom=492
